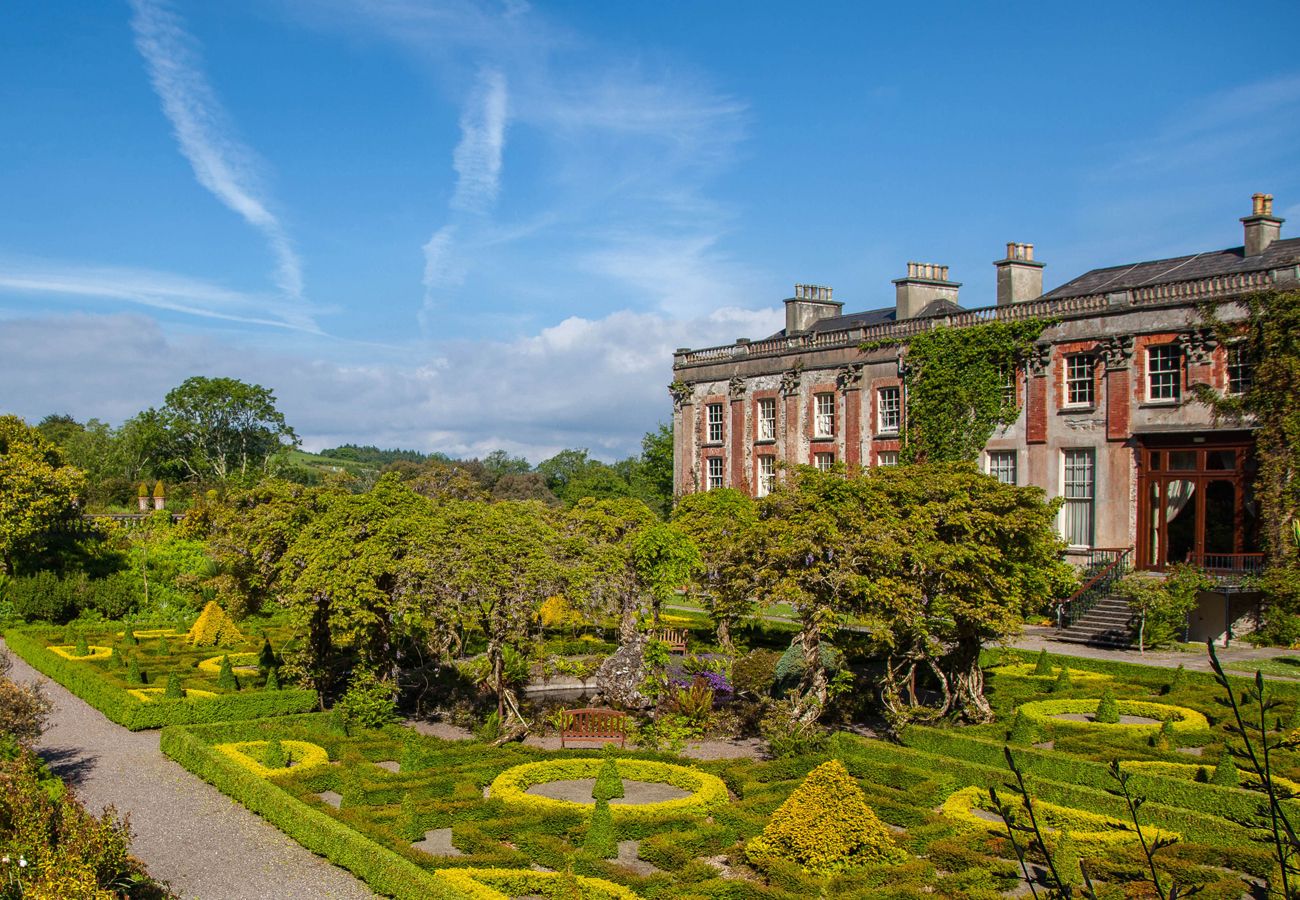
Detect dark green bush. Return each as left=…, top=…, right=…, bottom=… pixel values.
left=216, top=655, right=239, bottom=691
left=732, top=649, right=781, bottom=699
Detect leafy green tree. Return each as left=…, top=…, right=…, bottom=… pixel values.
left=149, top=376, right=298, bottom=482
left=407, top=499, right=566, bottom=733
left=0, top=415, right=86, bottom=575
left=562, top=498, right=658, bottom=642
left=634, top=423, right=675, bottom=516
left=672, top=488, right=757, bottom=650
left=278, top=475, right=434, bottom=702
left=1115, top=565, right=1211, bottom=652
left=206, top=478, right=340, bottom=618
left=490, top=472, right=559, bottom=505
left=629, top=522, right=699, bottom=624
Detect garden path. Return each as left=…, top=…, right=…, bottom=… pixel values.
left=1011, top=625, right=1299, bottom=677
left=0, top=639, right=376, bottom=900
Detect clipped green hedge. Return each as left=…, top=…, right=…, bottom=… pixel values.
left=160, top=726, right=471, bottom=900
left=1015, top=698, right=1210, bottom=734
left=900, top=725, right=1287, bottom=828
left=4, top=629, right=315, bottom=730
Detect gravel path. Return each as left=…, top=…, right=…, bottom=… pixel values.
left=1, top=639, right=376, bottom=900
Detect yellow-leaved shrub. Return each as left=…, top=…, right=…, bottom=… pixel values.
left=745, top=758, right=907, bottom=875
left=186, top=601, right=245, bottom=647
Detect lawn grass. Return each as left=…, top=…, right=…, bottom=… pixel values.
left=1224, top=655, right=1300, bottom=679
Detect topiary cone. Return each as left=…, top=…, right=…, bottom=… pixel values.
left=1051, top=667, right=1072, bottom=693
left=123, top=624, right=137, bottom=646
left=259, top=637, right=277, bottom=671
left=164, top=671, right=183, bottom=699
left=583, top=798, right=618, bottom=859
left=265, top=666, right=281, bottom=690
left=74, top=634, right=89, bottom=657
left=1094, top=688, right=1120, bottom=724
left=264, top=739, right=287, bottom=769
left=1008, top=711, right=1036, bottom=745
left=1161, top=663, right=1185, bottom=696
left=1211, top=751, right=1239, bottom=786
left=1032, top=649, right=1053, bottom=677
left=745, top=759, right=907, bottom=875
left=127, top=657, right=144, bottom=685
left=216, top=654, right=239, bottom=691
left=592, top=756, right=625, bottom=801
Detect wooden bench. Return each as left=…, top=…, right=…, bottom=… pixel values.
left=559, top=707, right=627, bottom=749
left=656, top=628, right=688, bottom=654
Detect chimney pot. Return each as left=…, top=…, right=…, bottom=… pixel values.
left=1242, top=192, right=1284, bottom=257
left=893, top=260, right=960, bottom=318
left=994, top=241, right=1045, bottom=305
left=785, top=283, right=843, bottom=333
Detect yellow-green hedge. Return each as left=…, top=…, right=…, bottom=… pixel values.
left=1016, top=699, right=1209, bottom=734
left=489, top=758, right=727, bottom=823
left=128, top=687, right=218, bottom=702
left=216, top=740, right=330, bottom=778
left=48, top=644, right=113, bottom=661
left=986, top=663, right=1113, bottom=684
left=1120, top=760, right=1300, bottom=795
left=940, top=785, right=1178, bottom=854
left=198, top=653, right=259, bottom=674
left=434, top=868, right=641, bottom=900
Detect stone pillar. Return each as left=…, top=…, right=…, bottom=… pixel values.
left=1179, top=328, right=1218, bottom=397
left=780, top=367, right=802, bottom=468
left=669, top=381, right=694, bottom=495
left=1026, top=343, right=1050, bottom=445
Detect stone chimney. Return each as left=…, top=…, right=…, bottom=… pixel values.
left=784, top=283, right=843, bottom=333
left=1242, top=193, right=1284, bottom=257
left=893, top=262, right=960, bottom=319
left=993, top=242, right=1045, bottom=305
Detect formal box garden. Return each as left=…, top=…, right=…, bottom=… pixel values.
left=152, top=642, right=1300, bottom=900
left=3, top=601, right=315, bottom=729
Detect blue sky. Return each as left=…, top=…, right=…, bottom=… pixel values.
left=3, top=0, right=1299, bottom=460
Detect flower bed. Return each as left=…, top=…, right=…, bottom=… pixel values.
left=1016, top=698, right=1210, bottom=733
left=434, top=868, right=641, bottom=900
left=489, top=758, right=728, bottom=823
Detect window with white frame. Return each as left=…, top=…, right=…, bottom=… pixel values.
left=814, top=452, right=834, bottom=472
left=1147, top=345, right=1182, bottom=402
left=1061, top=449, right=1095, bottom=546
left=1065, top=355, right=1095, bottom=407
left=707, top=403, right=724, bottom=443
left=814, top=393, right=835, bottom=438
left=1227, top=344, right=1254, bottom=396
left=987, top=450, right=1017, bottom=485
left=757, top=398, right=777, bottom=440
left=1000, top=366, right=1018, bottom=408
left=706, top=456, right=724, bottom=490
left=877, top=386, right=901, bottom=433
left=877, top=450, right=899, bottom=467
left=757, top=456, right=776, bottom=496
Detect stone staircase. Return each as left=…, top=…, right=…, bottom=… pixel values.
left=1056, top=594, right=1134, bottom=647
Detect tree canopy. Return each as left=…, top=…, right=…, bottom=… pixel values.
left=0, top=415, right=86, bottom=575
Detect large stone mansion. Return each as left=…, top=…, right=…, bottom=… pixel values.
left=670, top=194, right=1300, bottom=586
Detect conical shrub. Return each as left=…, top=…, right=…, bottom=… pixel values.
left=216, top=654, right=239, bottom=691
left=157, top=635, right=172, bottom=656
left=1051, top=667, right=1072, bottom=693
left=1008, top=711, right=1036, bottom=745
left=186, top=600, right=244, bottom=647
left=1094, top=688, right=1120, bottom=724
left=259, top=638, right=277, bottom=671
left=265, top=666, right=281, bottom=690
left=111, top=646, right=125, bottom=668
left=1161, top=664, right=1186, bottom=696
left=164, top=672, right=183, bottom=699
left=583, top=798, right=618, bottom=859
left=746, top=759, right=907, bottom=875
left=1211, top=752, right=1239, bottom=786
left=1032, top=649, right=1053, bottom=677
left=127, top=657, right=144, bottom=685
left=74, top=634, right=90, bottom=657
left=264, top=739, right=287, bottom=769
left=122, top=624, right=138, bottom=646
left=593, top=756, right=625, bottom=801
left=398, top=792, right=424, bottom=842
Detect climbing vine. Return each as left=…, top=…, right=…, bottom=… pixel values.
left=1196, top=289, right=1300, bottom=640
left=865, top=320, right=1048, bottom=464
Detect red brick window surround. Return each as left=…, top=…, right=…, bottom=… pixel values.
left=756, top=455, right=776, bottom=496
left=877, top=386, right=901, bottom=434
left=1064, top=354, right=1096, bottom=408
left=1146, top=345, right=1183, bottom=402
left=814, top=451, right=835, bottom=471
left=705, top=456, right=724, bottom=490
left=705, top=402, right=725, bottom=443
left=1227, top=344, right=1254, bottom=396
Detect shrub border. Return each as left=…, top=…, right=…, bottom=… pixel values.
left=3, top=629, right=315, bottom=730
left=489, top=758, right=728, bottom=823
left=434, top=868, right=641, bottom=900
left=48, top=644, right=114, bottom=661
left=215, top=740, right=331, bottom=778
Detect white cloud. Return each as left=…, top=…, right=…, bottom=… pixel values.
left=451, top=69, right=509, bottom=214
left=0, top=307, right=782, bottom=461
left=130, top=0, right=304, bottom=300
left=0, top=257, right=318, bottom=332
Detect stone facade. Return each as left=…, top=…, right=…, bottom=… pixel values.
left=671, top=195, right=1300, bottom=569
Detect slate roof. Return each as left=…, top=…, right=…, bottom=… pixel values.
left=1042, top=237, right=1300, bottom=300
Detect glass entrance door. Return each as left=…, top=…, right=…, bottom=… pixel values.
left=1137, top=440, right=1256, bottom=570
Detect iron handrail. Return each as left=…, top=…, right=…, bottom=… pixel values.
left=1056, top=547, right=1133, bottom=629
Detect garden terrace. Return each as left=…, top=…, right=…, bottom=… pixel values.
left=3, top=625, right=314, bottom=729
